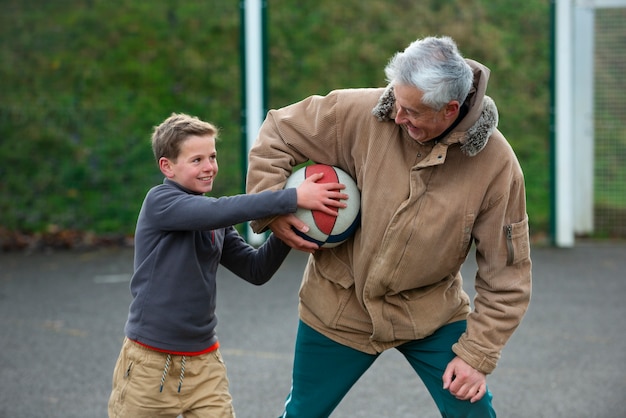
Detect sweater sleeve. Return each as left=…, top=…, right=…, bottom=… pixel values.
left=219, top=227, right=291, bottom=285
left=144, top=180, right=298, bottom=231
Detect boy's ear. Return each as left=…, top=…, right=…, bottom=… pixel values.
left=159, top=157, right=175, bottom=178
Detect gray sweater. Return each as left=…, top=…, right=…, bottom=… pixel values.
left=124, top=178, right=296, bottom=353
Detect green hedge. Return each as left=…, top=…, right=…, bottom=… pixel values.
left=0, top=0, right=551, bottom=236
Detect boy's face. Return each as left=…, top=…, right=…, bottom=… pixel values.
left=159, top=134, right=218, bottom=194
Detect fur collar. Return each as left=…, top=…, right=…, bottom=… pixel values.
left=371, top=85, right=498, bottom=157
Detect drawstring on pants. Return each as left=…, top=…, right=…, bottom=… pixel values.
left=178, top=356, right=186, bottom=392
left=159, top=354, right=186, bottom=393
left=159, top=354, right=171, bottom=392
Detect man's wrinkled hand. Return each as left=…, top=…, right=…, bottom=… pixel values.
left=442, top=356, right=487, bottom=403
left=269, top=214, right=319, bottom=254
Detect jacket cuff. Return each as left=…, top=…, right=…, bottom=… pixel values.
left=250, top=216, right=278, bottom=234
left=451, top=341, right=499, bottom=375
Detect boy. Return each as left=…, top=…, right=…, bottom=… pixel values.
left=108, top=113, right=347, bottom=418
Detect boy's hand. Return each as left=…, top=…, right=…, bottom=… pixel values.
left=296, top=172, right=348, bottom=216
left=269, top=214, right=319, bottom=253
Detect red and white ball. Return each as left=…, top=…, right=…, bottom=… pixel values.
left=284, top=164, right=360, bottom=248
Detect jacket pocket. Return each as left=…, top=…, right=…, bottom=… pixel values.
left=459, top=213, right=475, bottom=260
left=299, top=245, right=357, bottom=329
left=504, top=216, right=530, bottom=266
left=312, top=243, right=355, bottom=289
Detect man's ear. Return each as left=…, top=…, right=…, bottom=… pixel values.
left=159, top=157, right=175, bottom=178
left=444, top=100, right=460, bottom=120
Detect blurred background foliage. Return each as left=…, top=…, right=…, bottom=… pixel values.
left=0, top=0, right=550, bottom=243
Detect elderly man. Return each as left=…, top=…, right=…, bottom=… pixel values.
left=247, top=36, right=531, bottom=418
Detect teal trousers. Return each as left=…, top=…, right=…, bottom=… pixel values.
left=280, top=320, right=495, bottom=418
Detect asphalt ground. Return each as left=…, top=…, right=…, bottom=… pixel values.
left=0, top=241, right=625, bottom=418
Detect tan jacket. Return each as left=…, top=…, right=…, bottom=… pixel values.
left=246, top=60, right=531, bottom=374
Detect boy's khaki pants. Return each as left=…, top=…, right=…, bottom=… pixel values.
left=108, top=338, right=235, bottom=418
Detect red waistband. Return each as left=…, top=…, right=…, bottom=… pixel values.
left=131, top=339, right=220, bottom=356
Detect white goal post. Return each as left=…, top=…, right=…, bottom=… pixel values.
left=241, top=0, right=268, bottom=246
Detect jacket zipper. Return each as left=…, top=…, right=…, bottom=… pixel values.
left=505, top=225, right=514, bottom=265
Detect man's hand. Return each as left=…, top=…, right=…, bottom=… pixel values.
left=442, top=356, right=487, bottom=403
left=269, top=214, right=319, bottom=253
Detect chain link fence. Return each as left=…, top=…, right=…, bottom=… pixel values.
left=594, top=7, right=626, bottom=238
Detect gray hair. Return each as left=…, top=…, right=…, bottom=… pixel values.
left=384, top=36, right=473, bottom=110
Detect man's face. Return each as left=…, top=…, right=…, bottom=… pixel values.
left=393, top=84, right=459, bottom=144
